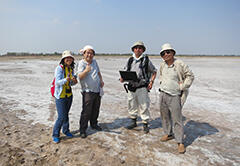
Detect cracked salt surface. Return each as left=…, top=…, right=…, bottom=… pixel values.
left=0, top=56, right=240, bottom=165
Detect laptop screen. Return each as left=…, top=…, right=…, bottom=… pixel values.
left=119, top=71, right=138, bottom=81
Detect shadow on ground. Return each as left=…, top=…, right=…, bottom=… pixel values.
left=67, top=116, right=219, bottom=147
left=184, top=120, right=219, bottom=147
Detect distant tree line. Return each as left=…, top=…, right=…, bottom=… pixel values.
left=1, top=52, right=62, bottom=56
left=0, top=52, right=239, bottom=57
left=1, top=52, right=134, bottom=56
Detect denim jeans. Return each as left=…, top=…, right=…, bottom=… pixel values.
left=52, top=95, right=73, bottom=137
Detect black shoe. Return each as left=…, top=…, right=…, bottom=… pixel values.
left=126, top=119, right=137, bottom=129
left=91, top=125, right=102, bottom=131
left=80, top=132, right=87, bottom=138
left=143, top=123, right=149, bottom=134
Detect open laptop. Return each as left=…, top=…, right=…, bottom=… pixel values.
left=119, top=71, right=138, bottom=82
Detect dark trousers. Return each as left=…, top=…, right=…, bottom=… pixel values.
left=79, top=92, right=101, bottom=133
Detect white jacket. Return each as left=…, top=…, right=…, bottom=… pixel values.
left=159, top=58, right=194, bottom=106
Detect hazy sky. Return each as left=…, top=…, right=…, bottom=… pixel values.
left=1, top=0, right=240, bottom=55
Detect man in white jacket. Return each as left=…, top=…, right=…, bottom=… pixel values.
left=159, top=43, right=194, bottom=154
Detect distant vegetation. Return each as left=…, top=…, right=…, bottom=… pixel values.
left=1, top=52, right=62, bottom=56
left=0, top=52, right=133, bottom=57
left=0, top=52, right=239, bottom=57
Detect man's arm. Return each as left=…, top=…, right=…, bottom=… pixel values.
left=98, top=72, right=104, bottom=88
left=147, top=60, right=157, bottom=90
left=179, top=63, right=194, bottom=91
left=78, top=64, right=91, bottom=80
left=148, top=71, right=157, bottom=90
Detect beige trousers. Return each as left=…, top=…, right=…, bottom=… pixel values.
left=128, top=87, right=150, bottom=124
left=159, top=92, right=184, bottom=143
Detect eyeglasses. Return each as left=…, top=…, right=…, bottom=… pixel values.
left=85, top=51, right=94, bottom=55
left=134, top=46, right=144, bottom=50
left=160, top=50, right=171, bottom=56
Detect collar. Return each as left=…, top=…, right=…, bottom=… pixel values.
left=162, top=58, right=176, bottom=68
left=132, top=53, right=145, bottom=61
left=83, top=58, right=93, bottom=64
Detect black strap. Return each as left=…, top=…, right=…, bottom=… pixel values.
left=140, top=56, right=149, bottom=81
left=127, top=57, right=134, bottom=71
left=144, top=56, right=149, bottom=78
left=127, top=56, right=149, bottom=85
left=123, top=83, right=129, bottom=93
left=127, top=56, right=149, bottom=81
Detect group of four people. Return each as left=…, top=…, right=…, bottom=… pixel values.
left=52, top=42, right=194, bottom=154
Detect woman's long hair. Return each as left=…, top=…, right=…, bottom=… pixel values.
left=60, top=58, right=75, bottom=70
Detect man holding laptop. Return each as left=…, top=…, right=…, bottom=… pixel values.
left=120, top=41, right=157, bottom=133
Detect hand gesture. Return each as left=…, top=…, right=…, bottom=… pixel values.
left=119, top=77, right=124, bottom=83
left=85, top=64, right=91, bottom=73
left=147, top=81, right=153, bottom=90
left=66, top=73, right=71, bottom=82
left=71, top=77, right=78, bottom=84
left=179, top=81, right=183, bottom=90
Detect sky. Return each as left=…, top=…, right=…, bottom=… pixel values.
left=0, top=0, right=240, bottom=55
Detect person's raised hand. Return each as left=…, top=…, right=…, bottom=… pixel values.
left=66, top=73, right=71, bottom=82
left=71, top=77, right=78, bottom=84
left=85, top=64, right=91, bottom=73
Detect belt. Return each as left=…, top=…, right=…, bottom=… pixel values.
left=159, top=89, right=181, bottom=97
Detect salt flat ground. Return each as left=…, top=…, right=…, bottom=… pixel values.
left=0, top=56, right=239, bottom=166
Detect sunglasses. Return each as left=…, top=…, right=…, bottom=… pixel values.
left=160, top=50, right=171, bottom=56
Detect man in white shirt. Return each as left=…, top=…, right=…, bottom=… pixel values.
left=78, top=45, right=104, bottom=138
